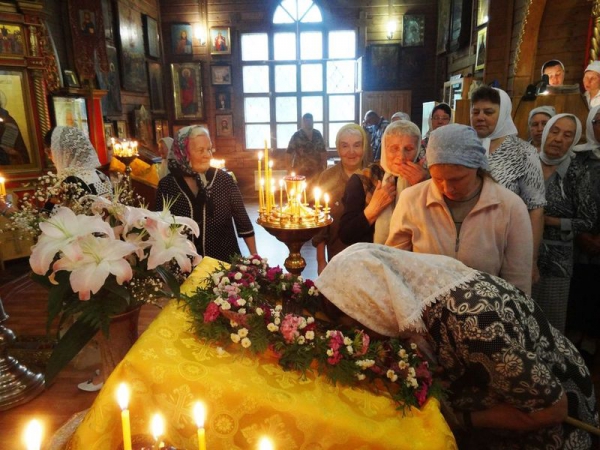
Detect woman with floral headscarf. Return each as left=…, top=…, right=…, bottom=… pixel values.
left=534, top=114, right=597, bottom=333
left=154, top=125, right=256, bottom=261
left=316, top=243, right=599, bottom=450
left=45, top=126, right=112, bottom=197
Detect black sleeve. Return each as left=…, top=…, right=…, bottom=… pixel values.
left=339, top=174, right=373, bottom=245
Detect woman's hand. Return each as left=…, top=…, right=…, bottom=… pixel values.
left=364, top=180, right=396, bottom=224
left=395, top=160, right=428, bottom=186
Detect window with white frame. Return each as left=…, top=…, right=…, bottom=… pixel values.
left=241, top=0, right=358, bottom=150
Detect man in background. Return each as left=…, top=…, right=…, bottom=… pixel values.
left=286, top=113, right=327, bottom=193
left=362, top=110, right=389, bottom=161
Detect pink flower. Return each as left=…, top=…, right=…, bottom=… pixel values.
left=203, top=302, right=220, bottom=322
left=416, top=361, right=432, bottom=382
left=415, top=384, right=429, bottom=407
left=266, top=267, right=282, bottom=281
left=280, top=314, right=302, bottom=343
left=354, top=331, right=370, bottom=357
left=327, top=331, right=345, bottom=365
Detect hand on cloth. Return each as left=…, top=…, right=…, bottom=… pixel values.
left=394, top=159, right=429, bottom=186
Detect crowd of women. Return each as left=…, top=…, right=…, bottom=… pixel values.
left=2, top=83, right=600, bottom=448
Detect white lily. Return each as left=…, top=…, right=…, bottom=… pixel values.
left=30, top=207, right=113, bottom=275
left=52, top=234, right=138, bottom=300
left=146, top=202, right=200, bottom=237
left=144, top=218, right=201, bottom=272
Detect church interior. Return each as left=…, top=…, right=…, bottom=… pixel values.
left=1, top=0, right=600, bottom=448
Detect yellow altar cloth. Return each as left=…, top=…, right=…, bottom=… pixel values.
left=69, top=258, right=457, bottom=449
left=109, top=158, right=159, bottom=187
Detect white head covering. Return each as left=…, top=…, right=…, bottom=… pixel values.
left=374, top=121, right=421, bottom=244
left=541, top=60, right=564, bottom=77
left=585, top=61, right=600, bottom=75
left=528, top=106, right=556, bottom=124
left=50, top=126, right=101, bottom=176
left=390, top=111, right=411, bottom=122
left=574, top=105, right=600, bottom=159
left=159, top=136, right=174, bottom=157
left=427, top=124, right=489, bottom=170
left=479, top=88, right=518, bottom=152
left=315, top=243, right=478, bottom=335
left=539, top=113, right=582, bottom=166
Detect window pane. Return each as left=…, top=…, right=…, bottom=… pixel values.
left=274, top=32, right=296, bottom=60
left=329, top=31, right=356, bottom=59
left=246, top=124, right=271, bottom=149
left=300, top=31, right=322, bottom=59
left=275, top=96, right=297, bottom=122
left=329, top=95, right=355, bottom=121
left=301, top=96, right=323, bottom=121
left=301, top=64, right=322, bottom=91
left=244, top=97, right=271, bottom=122
left=301, top=2, right=323, bottom=23
left=327, top=61, right=355, bottom=93
left=243, top=66, right=270, bottom=93
left=276, top=124, right=297, bottom=149
left=273, top=5, right=294, bottom=24
left=329, top=122, right=349, bottom=148
left=275, top=65, right=297, bottom=93
left=241, top=33, right=269, bottom=61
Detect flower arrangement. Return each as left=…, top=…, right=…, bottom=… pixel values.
left=30, top=193, right=201, bottom=384
left=184, top=255, right=441, bottom=412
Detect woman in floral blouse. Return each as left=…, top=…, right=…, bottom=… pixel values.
left=316, top=243, right=598, bottom=450
left=533, top=114, right=597, bottom=333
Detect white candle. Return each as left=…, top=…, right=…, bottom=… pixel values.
left=259, top=178, right=265, bottom=212
left=0, top=176, right=5, bottom=196
left=193, top=402, right=207, bottom=450
left=302, top=181, right=307, bottom=205
left=23, top=419, right=43, bottom=450
left=279, top=179, right=284, bottom=211
left=117, top=383, right=133, bottom=450
left=313, top=187, right=321, bottom=209
left=324, top=193, right=330, bottom=211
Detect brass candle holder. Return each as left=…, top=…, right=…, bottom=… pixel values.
left=112, top=139, right=139, bottom=187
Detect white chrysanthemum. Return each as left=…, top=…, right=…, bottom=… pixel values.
left=305, top=330, right=315, bottom=340
left=234, top=272, right=242, bottom=280
left=346, top=345, right=354, bottom=354
left=386, top=370, right=398, bottom=382
left=306, top=317, right=314, bottom=324
left=230, top=334, right=241, bottom=343
left=343, top=337, right=352, bottom=346
left=237, top=299, right=247, bottom=306
left=241, top=337, right=251, bottom=348
left=238, top=328, right=248, bottom=338
left=267, top=323, right=279, bottom=332
left=297, top=336, right=306, bottom=345
left=398, top=360, right=408, bottom=370
left=326, top=349, right=334, bottom=356
left=356, top=373, right=366, bottom=381
left=255, top=307, right=264, bottom=316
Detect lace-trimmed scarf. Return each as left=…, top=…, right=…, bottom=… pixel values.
left=480, top=88, right=519, bottom=154
left=315, top=243, right=478, bottom=335
left=168, top=125, right=213, bottom=216
left=50, top=126, right=110, bottom=196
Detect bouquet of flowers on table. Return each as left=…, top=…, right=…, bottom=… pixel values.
left=29, top=192, right=202, bottom=385
left=184, top=255, right=441, bottom=412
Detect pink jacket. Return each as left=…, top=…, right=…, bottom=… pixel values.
left=386, top=177, right=533, bottom=295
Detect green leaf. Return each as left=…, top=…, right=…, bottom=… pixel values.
left=45, top=317, right=100, bottom=386
left=44, top=272, right=74, bottom=334
left=155, top=265, right=180, bottom=297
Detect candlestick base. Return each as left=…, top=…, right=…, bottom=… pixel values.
left=0, top=296, right=45, bottom=411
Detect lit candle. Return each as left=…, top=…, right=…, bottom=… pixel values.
left=117, top=383, right=133, bottom=450
left=151, top=413, right=165, bottom=448
left=258, top=151, right=263, bottom=194
left=193, top=402, right=207, bottom=450
left=268, top=160, right=274, bottom=214
left=324, top=193, right=330, bottom=212
left=314, top=187, right=321, bottom=209
left=23, top=419, right=43, bottom=450
left=279, top=179, right=284, bottom=212
left=264, top=139, right=270, bottom=212
left=258, top=436, right=274, bottom=450
left=0, top=176, right=5, bottom=196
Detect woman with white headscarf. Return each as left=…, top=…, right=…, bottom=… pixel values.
left=470, top=86, right=546, bottom=284
left=533, top=114, right=597, bottom=333
left=386, top=124, right=533, bottom=294
left=339, top=120, right=428, bottom=246
left=528, top=105, right=556, bottom=152
left=316, top=243, right=598, bottom=450
left=156, top=136, right=174, bottom=179
left=154, top=125, right=256, bottom=261
left=45, top=126, right=112, bottom=198
left=569, top=105, right=600, bottom=362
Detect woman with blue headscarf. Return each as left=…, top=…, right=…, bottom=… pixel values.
left=534, top=114, right=597, bottom=333
left=154, top=125, right=256, bottom=261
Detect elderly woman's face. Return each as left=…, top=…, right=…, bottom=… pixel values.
left=384, top=134, right=419, bottom=173
left=529, top=113, right=550, bottom=148
left=430, top=164, right=480, bottom=201
left=584, top=71, right=600, bottom=94
left=470, top=100, right=500, bottom=138
left=543, top=117, right=576, bottom=160
left=188, top=134, right=212, bottom=173
left=158, top=141, right=169, bottom=158
left=338, top=131, right=364, bottom=172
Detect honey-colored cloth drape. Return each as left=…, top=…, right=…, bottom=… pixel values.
left=69, top=257, right=457, bottom=449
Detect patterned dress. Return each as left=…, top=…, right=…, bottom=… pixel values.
left=286, top=128, right=327, bottom=182
left=488, top=134, right=546, bottom=210
left=155, top=168, right=254, bottom=262
left=425, top=271, right=598, bottom=450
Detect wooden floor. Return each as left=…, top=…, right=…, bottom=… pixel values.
left=0, top=200, right=318, bottom=447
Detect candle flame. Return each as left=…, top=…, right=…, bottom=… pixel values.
left=258, top=151, right=263, bottom=160
left=258, top=436, right=274, bottom=450
left=0, top=176, right=5, bottom=184
left=268, top=160, right=273, bottom=168
left=23, top=419, right=43, bottom=450
left=324, top=193, right=330, bottom=203
left=117, top=383, right=129, bottom=410
left=313, top=187, right=322, bottom=201
left=193, top=401, right=206, bottom=428
left=151, top=413, right=164, bottom=441
left=279, top=178, right=284, bottom=187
